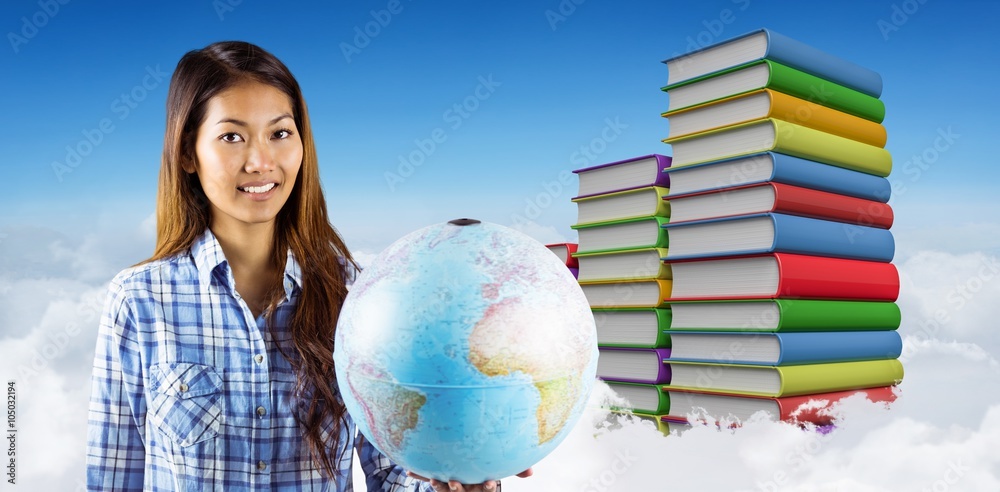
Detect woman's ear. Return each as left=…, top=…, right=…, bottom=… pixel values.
left=181, top=155, right=197, bottom=174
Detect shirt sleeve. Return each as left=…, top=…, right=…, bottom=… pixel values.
left=86, top=278, right=148, bottom=491
left=356, top=432, right=434, bottom=492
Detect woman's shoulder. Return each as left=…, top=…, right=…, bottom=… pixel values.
left=108, top=251, right=198, bottom=295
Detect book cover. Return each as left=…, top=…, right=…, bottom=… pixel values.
left=597, top=347, right=672, bottom=384
left=666, top=253, right=900, bottom=301
left=665, top=119, right=893, bottom=177
left=667, top=330, right=903, bottom=365
left=579, top=279, right=672, bottom=308
left=665, top=359, right=904, bottom=397
left=667, top=182, right=894, bottom=228
left=545, top=242, right=579, bottom=268
left=572, top=186, right=671, bottom=226
left=605, top=381, right=671, bottom=414
left=662, top=60, right=886, bottom=122
left=664, top=386, right=897, bottom=425
left=663, top=89, right=887, bottom=147
left=573, top=154, right=671, bottom=198
left=572, top=216, right=670, bottom=254
left=667, top=299, right=901, bottom=332
left=593, top=307, right=672, bottom=348
left=662, top=28, right=882, bottom=97
left=662, top=213, right=895, bottom=262
left=664, top=152, right=892, bottom=203
left=574, top=247, right=671, bottom=282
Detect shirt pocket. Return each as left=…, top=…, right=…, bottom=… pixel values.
left=147, top=362, right=225, bottom=447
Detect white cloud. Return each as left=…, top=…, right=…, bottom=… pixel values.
left=4, top=212, right=1000, bottom=492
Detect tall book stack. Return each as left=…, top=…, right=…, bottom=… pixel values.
left=656, top=28, right=903, bottom=427
left=568, top=155, right=675, bottom=429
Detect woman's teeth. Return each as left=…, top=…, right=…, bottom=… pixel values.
left=240, top=183, right=276, bottom=194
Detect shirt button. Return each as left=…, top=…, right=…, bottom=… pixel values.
left=257, top=460, right=267, bottom=471
left=254, top=354, right=264, bottom=364
left=177, top=383, right=188, bottom=393
left=256, top=406, right=266, bottom=417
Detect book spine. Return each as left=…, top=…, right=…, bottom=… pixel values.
left=769, top=152, right=892, bottom=203
left=765, top=90, right=887, bottom=147
left=776, top=386, right=897, bottom=422
left=655, top=154, right=673, bottom=187
left=775, top=331, right=903, bottom=364
left=771, top=183, right=893, bottom=228
left=765, top=60, right=885, bottom=123
left=775, top=253, right=900, bottom=301
left=775, top=299, right=902, bottom=331
left=764, top=29, right=883, bottom=97
left=771, top=120, right=892, bottom=177
left=770, top=213, right=895, bottom=261
left=778, top=359, right=904, bottom=397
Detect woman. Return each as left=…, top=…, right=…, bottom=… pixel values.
left=85, top=41, right=524, bottom=491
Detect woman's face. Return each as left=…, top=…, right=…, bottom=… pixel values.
left=186, top=81, right=303, bottom=233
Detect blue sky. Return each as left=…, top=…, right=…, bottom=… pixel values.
left=3, top=0, right=998, bottom=255
left=3, top=2, right=1000, bottom=490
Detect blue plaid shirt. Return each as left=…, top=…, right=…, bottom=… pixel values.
left=86, top=228, right=433, bottom=491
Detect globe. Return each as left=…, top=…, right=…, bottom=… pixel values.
left=334, top=219, right=598, bottom=483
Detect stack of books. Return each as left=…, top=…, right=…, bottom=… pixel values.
left=568, top=154, right=675, bottom=428
left=656, top=28, right=903, bottom=427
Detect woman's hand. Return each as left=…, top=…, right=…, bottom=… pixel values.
left=407, top=468, right=533, bottom=491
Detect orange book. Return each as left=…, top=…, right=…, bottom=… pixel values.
left=663, top=89, right=887, bottom=147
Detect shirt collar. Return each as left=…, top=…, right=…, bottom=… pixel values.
left=190, top=228, right=303, bottom=299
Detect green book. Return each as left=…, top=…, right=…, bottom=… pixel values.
left=605, top=381, right=671, bottom=414
left=594, top=307, right=671, bottom=348
left=574, top=247, right=670, bottom=283
left=666, top=359, right=904, bottom=398
left=572, top=215, right=669, bottom=254
left=661, top=59, right=885, bottom=123
left=668, top=299, right=900, bottom=332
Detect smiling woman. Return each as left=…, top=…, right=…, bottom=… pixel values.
left=83, top=41, right=488, bottom=492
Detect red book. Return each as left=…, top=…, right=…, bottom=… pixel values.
left=667, top=253, right=899, bottom=301
left=664, top=386, right=897, bottom=426
left=667, top=182, right=893, bottom=228
left=545, top=242, right=579, bottom=268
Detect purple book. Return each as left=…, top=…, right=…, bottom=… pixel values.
left=569, top=267, right=579, bottom=279
left=597, top=347, right=671, bottom=384
left=573, top=154, right=671, bottom=200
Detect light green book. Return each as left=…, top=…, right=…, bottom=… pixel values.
left=572, top=216, right=669, bottom=254
left=594, top=307, right=671, bottom=348
left=662, top=59, right=886, bottom=123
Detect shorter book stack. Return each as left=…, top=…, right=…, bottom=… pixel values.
left=656, top=28, right=903, bottom=427
left=570, top=155, right=675, bottom=426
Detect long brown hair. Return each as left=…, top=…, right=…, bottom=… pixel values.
left=149, top=40, right=356, bottom=476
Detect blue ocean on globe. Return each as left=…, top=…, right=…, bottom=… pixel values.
left=334, top=219, right=598, bottom=483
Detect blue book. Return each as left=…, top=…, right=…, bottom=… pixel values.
left=662, top=213, right=895, bottom=262
left=664, top=152, right=892, bottom=203
left=662, top=28, right=882, bottom=98
left=666, top=330, right=902, bottom=366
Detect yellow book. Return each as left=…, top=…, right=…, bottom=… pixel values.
left=607, top=409, right=672, bottom=436
left=663, top=89, right=887, bottom=147
left=664, top=359, right=904, bottom=398
left=574, top=247, right=671, bottom=283
left=571, top=186, right=670, bottom=226
left=578, top=278, right=671, bottom=308
left=664, top=118, right=892, bottom=177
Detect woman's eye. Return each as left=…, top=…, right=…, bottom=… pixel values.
left=273, top=129, right=292, bottom=139
left=220, top=132, right=243, bottom=143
